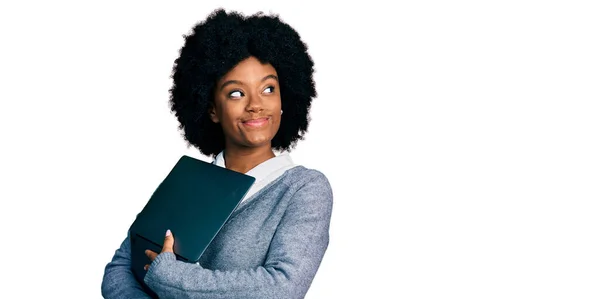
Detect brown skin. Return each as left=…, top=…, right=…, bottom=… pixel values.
left=145, top=56, right=283, bottom=269
left=209, top=56, right=282, bottom=173
left=144, top=230, right=173, bottom=271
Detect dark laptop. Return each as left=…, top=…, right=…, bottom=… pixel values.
left=128, top=155, right=255, bottom=292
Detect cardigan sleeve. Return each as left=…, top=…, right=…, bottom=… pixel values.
left=143, top=172, right=334, bottom=299
left=101, top=231, right=156, bottom=299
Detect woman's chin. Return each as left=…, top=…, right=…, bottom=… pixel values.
left=244, top=135, right=273, bottom=148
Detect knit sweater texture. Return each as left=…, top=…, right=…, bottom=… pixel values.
left=101, top=165, right=333, bottom=299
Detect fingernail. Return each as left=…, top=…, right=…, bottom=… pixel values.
left=166, top=229, right=171, bottom=237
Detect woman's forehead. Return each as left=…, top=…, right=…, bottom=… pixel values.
left=219, top=57, right=277, bottom=82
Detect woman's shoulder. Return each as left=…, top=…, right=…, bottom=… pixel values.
left=278, top=165, right=333, bottom=212
left=281, top=165, right=332, bottom=191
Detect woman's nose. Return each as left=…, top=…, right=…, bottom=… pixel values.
left=245, top=92, right=263, bottom=113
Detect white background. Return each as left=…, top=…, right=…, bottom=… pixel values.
left=1, top=0, right=599, bottom=298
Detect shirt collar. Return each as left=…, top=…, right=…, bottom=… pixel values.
left=213, top=150, right=294, bottom=182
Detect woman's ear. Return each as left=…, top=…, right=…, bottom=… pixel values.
left=209, top=103, right=219, bottom=123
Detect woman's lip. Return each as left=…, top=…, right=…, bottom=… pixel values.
left=242, top=117, right=269, bottom=127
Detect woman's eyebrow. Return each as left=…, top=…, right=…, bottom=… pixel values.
left=220, top=74, right=278, bottom=91
left=261, top=74, right=278, bottom=82
left=220, top=80, right=242, bottom=91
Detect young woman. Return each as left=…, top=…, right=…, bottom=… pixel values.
left=101, top=8, right=333, bottom=299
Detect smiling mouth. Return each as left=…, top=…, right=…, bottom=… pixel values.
left=242, top=117, right=270, bottom=127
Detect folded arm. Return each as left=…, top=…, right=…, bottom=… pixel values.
left=101, top=232, right=155, bottom=299
left=144, top=174, right=334, bottom=299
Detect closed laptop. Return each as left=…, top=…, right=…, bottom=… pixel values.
left=128, top=155, right=255, bottom=288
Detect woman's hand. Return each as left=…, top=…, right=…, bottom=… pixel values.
left=144, top=229, right=174, bottom=271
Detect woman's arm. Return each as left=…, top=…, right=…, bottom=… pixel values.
left=144, top=172, right=334, bottom=299
left=101, top=231, right=155, bottom=299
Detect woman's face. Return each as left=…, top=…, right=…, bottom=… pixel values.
left=211, top=56, right=282, bottom=151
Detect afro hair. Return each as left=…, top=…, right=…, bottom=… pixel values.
left=168, top=8, right=317, bottom=157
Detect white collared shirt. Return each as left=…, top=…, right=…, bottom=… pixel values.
left=213, top=151, right=297, bottom=203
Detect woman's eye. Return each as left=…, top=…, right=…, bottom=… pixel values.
left=229, top=90, right=244, bottom=98
left=263, top=86, right=275, bottom=93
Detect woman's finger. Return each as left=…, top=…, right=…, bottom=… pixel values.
left=162, top=229, right=174, bottom=253
left=145, top=249, right=158, bottom=261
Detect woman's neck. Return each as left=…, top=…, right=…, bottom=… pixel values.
left=222, top=146, right=276, bottom=174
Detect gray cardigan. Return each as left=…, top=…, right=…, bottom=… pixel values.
left=101, top=166, right=333, bottom=299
